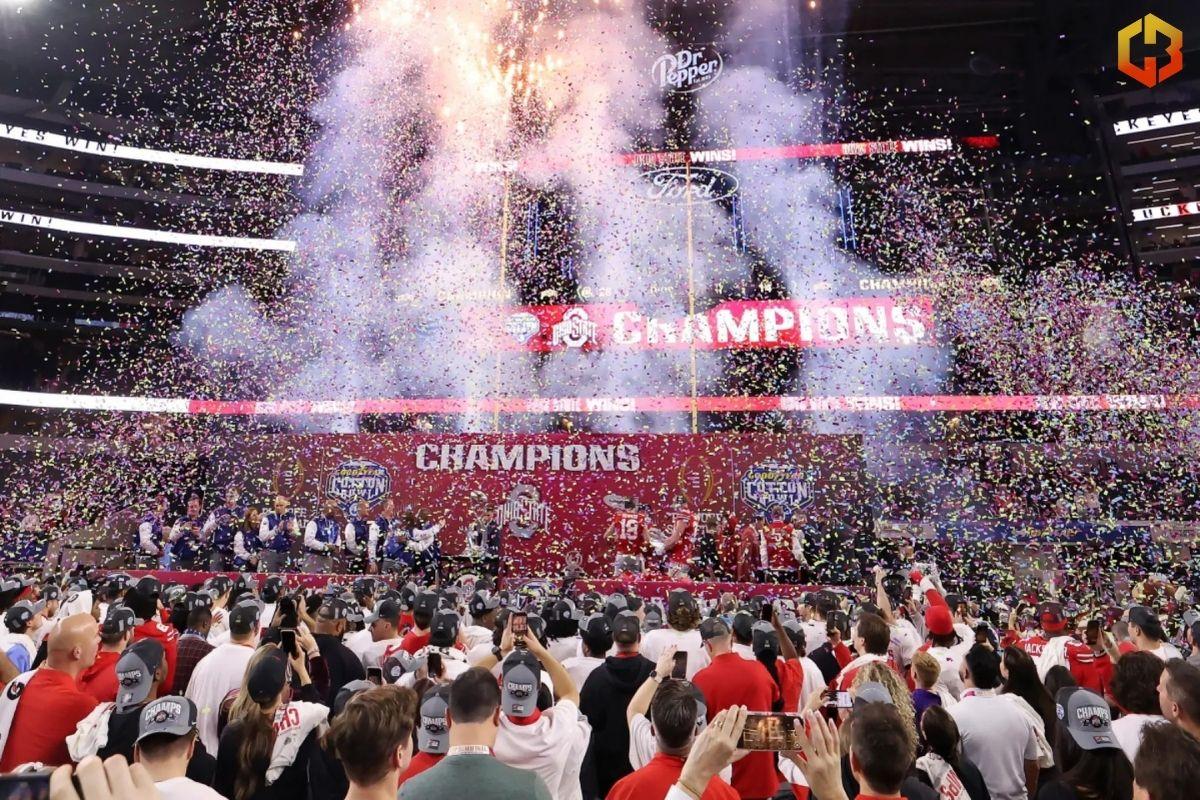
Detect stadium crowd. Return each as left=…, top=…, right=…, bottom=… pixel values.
left=0, top=557, right=1196, bottom=800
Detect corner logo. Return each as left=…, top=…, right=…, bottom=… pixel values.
left=1118, top=15, right=1182, bottom=88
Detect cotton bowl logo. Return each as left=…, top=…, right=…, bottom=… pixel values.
left=740, top=462, right=814, bottom=517
left=653, top=46, right=723, bottom=93
left=639, top=166, right=738, bottom=205
left=505, top=312, right=541, bottom=344
left=495, top=483, right=549, bottom=539
left=326, top=459, right=392, bottom=512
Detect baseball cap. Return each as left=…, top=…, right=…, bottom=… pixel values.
left=925, top=605, right=955, bottom=637
left=116, top=639, right=166, bottom=712
left=603, top=593, right=629, bottom=620
left=318, top=597, right=351, bottom=621
left=417, top=685, right=452, bottom=755
left=751, top=621, right=779, bottom=657
left=1127, top=606, right=1166, bottom=639
left=429, top=610, right=461, bottom=648
left=367, top=598, right=403, bottom=625
left=104, top=573, right=133, bottom=592
left=182, top=591, right=212, bottom=612
left=162, top=584, right=186, bottom=606
left=380, top=655, right=408, bottom=684
left=643, top=606, right=664, bottom=632
left=1057, top=687, right=1120, bottom=751
left=501, top=650, right=542, bottom=717
left=40, top=584, right=62, bottom=603
left=780, top=618, right=806, bottom=651
left=234, top=573, right=258, bottom=594
left=0, top=575, right=36, bottom=594
left=612, top=610, right=641, bottom=644
left=351, top=577, right=377, bottom=598
left=469, top=591, right=502, bottom=619
left=398, top=586, right=417, bottom=612
left=698, top=617, right=731, bottom=641
left=731, top=611, right=754, bottom=642
left=4, top=600, right=43, bottom=631
left=413, top=591, right=439, bottom=617
left=247, top=648, right=289, bottom=703
left=102, top=605, right=138, bottom=636
left=854, top=681, right=894, bottom=709
left=260, top=576, right=285, bottom=603
left=1182, top=608, right=1200, bottom=630
left=668, top=589, right=697, bottom=617
left=206, top=575, right=233, bottom=596
left=580, top=613, right=613, bottom=640
left=228, top=599, right=263, bottom=634
left=1040, top=602, right=1067, bottom=633
left=580, top=591, right=604, bottom=615
left=136, top=696, right=197, bottom=743
left=334, top=680, right=374, bottom=716
left=133, top=576, right=161, bottom=597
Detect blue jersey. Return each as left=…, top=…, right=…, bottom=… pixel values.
left=311, top=516, right=340, bottom=548
left=170, top=515, right=203, bottom=562
left=137, top=512, right=163, bottom=553
left=209, top=505, right=246, bottom=556
left=262, top=512, right=295, bottom=553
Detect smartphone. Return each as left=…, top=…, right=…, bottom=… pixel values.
left=366, top=666, right=383, bottom=685
left=760, top=602, right=773, bottom=622
left=280, top=628, right=297, bottom=658
left=737, top=711, right=805, bottom=751
left=0, top=773, right=51, bottom=800
left=511, top=612, right=528, bottom=647
left=671, top=651, right=688, bottom=680
left=427, top=652, right=443, bottom=677
left=836, top=691, right=853, bottom=709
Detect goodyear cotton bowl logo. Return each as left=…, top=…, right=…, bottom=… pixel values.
left=495, top=483, right=550, bottom=539
left=653, top=46, right=723, bottom=93
left=740, top=462, right=814, bottom=517
left=326, top=459, right=392, bottom=512
left=640, top=166, right=738, bottom=204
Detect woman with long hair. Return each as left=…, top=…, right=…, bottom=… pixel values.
left=855, top=661, right=917, bottom=738
left=1000, top=646, right=1057, bottom=779
left=214, top=641, right=333, bottom=800
left=916, top=705, right=991, bottom=800
left=1037, top=688, right=1133, bottom=800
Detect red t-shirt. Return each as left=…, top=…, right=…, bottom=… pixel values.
left=693, top=652, right=782, bottom=800
left=396, top=751, right=443, bottom=789
left=133, top=620, right=179, bottom=692
left=778, top=658, right=804, bottom=712
left=78, top=650, right=120, bottom=703
left=0, top=668, right=99, bottom=771
left=1015, top=634, right=1047, bottom=659
left=608, top=752, right=740, bottom=800
left=764, top=523, right=799, bottom=571
left=399, top=630, right=431, bottom=655
left=668, top=511, right=696, bottom=563
left=613, top=512, right=648, bottom=556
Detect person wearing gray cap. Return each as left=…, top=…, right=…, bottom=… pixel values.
left=184, top=599, right=262, bottom=753
left=397, top=685, right=451, bottom=790
left=1035, top=687, right=1133, bottom=800
left=0, top=599, right=45, bottom=672
left=134, top=695, right=223, bottom=800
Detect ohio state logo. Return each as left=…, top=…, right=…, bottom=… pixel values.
left=653, top=46, right=723, bottom=93
left=550, top=308, right=597, bottom=348
left=496, top=484, right=549, bottom=539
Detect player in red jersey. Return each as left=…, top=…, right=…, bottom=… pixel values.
left=605, top=500, right=651, bottom=576
left=660, top=500, right=697, bottom=578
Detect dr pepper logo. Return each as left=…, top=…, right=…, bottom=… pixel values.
left=1118, top=14, right=1182, bottom=88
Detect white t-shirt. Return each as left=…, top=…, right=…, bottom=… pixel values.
left=639, top=628, right=711, bottom=681
left=800, top=619, right=827, bottom=653
left=1111, top=713, right=1165, bottom=763
left=562, top=655, right=605, bottom=691
left=889, top=619, right=921, bottom=667
left=343, top=627, right=374, bottom=660
left=1144, top=642, right=1183, bottom=661
left=924, top=642, right=971, bottom=700
left=950, top=692, right=1039, bottom=800
left=495, top=699, right=592, bottom=800
left=155, top=777, right=226, bottom=800
left=548, top=637, right=579, bottom=665
left=361, top=636, right=406, bottom=668
left=628, top=713, right=732, bottom=782
left=185, top=641, right=258, bottom=753
left=461, top=624, right=494, bottom=651
left=732, top=642, right=756, bottom=661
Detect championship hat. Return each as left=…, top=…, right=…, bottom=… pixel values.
left=417, top=685, right=452, bottom=755
left=1057, top=688, right=1120, bottom=751
left=501, top=650, right=542, bottom=717
left=136, top=696, right=197, bottom=744
left=116, top=639, right=165, bottom=712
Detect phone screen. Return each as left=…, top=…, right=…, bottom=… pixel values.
left=737, top=712, right=805, bottom=751
left=671, top=651, right=688, bottom=680
left=366, top=666, right=383, bottom=685
left=427, top=652, right=443, bottom=677
left=280, top=628, right=297, bottom=657
left=511, top=612, right=528, bottom=647
left=0, top=774, right=50, bottom=800
left=836, top=691, right=853, bottom=709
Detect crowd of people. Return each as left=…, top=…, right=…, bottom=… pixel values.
left=0, top=555, right=1196, bottom=800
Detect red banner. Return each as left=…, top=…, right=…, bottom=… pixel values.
left=220, top=434, right=866, bottom=576
left=471, top=296, right=935, bottom=352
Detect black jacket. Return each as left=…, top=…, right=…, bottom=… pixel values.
left=98, top=705, right=216, bottom=784
left=313, top=633, right=365, bottom=706
left=578, top=654, right=654, bottom=799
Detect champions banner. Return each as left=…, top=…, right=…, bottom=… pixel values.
left=475, top=296, right=935, bottom=352
left=219, top=433, right=866, bottom=575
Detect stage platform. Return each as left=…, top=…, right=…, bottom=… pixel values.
left=124, top=570, right=815, bottom=600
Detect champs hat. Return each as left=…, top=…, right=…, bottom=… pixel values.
left=698, top=617, right=731, bottom=641
left=731, top=611, right=755, bottom=642
left=751, top=621, right=779, bottom=657
left=319, top=597, right=351, bottom=621
left=603, top=593, right=629, bottom=620
left=643, top=606, right=664, bottom=632
left=137, top=696, right=197, bottom=743
left=413, top=592, right=439, bottom=617
left=417, top=685, right=452, bottom=755
left=260, top=576, right=285, bottom=603
left=580, top=614, right=613, bottom=648
left=612, top=611, right=641, bottom=644
left=501, top=650, right=542, bottom=717
left=228, top=599, right=263, bottom=634
left=334, top=680, right=374, bottom=716
left=1128, top=606, right=1166, bottom=640
left=101, top=605, right=137, bottom=636
left=429, top=610, right=461, bottom=648
left=854, top=681, right=895, bottom=709
left=367, top=598, right=403, bottom=625
left=133, top=576, right=161, bottom=598
left=4, top=600, right=43, bottom=630
left=381, top=655, right=408, bottom=684
left=40, top=584, right=62, bottom=603
left=469, top=591, right=502, bottom=619
left=1057, top=688, right=1119, bottom=751
left=116, top=639, right=165, bottom=712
